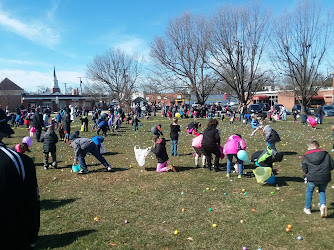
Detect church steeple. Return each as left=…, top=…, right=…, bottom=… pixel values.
left=51, top=66, right=60, bottom=94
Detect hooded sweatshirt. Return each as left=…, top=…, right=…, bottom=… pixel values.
left=263, top=125, right=281, bottom=143
left=302, top=149, right=334, bottom=185
left=224, top=135, right=246, bottom=155
left=151, top=138, right=168, bottom=163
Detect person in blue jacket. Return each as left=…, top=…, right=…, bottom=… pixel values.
left=97, top=120, right=109, bottom=136
left=92, top=136, right=104, bottom=152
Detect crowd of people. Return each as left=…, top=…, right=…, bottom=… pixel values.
left=1, top=99, right=334, bottom=248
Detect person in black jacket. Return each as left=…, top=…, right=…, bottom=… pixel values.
left=40, top=125, right=59, bottom=170
left=151, top=135, right=176, bottom=172
left=0, top=108, right=40, bottom=249
left=302, top=140, right=334, bottom=217
left=202, top=119, right=221, bottom=172
left=170, top=117, right=180, bottom=156
left=32, top=107, right=44, bottom=142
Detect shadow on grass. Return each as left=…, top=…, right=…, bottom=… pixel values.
left=41, top=198, right=76, bottom=211
left=102, top=152, right=119, bottom=156
left=88, top=167, right=128, bottom=173
left=37, top=229, right=97, bottom=249
left=144, top=166, right=197, bottom=172
left=281, top=151, right=298, bottom=156
left=275, top=176, right=304, bottom=186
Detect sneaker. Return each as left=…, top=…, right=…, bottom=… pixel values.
left=44, top=166, right=48, bottom=170
left=167, top=165, right=177, bottom=172
left=195, top=165, right=200, bottom=168
left=78, top=169, right=89, bottom=174
left=226, top=174, right=230, bottom=178
left=214, top=167, right=219, bottom=172
left=238, top=175, right=242, bottom=179
left=304, top=208, right=311, bottom=215
left=320, top=205, right=327, bottom=218
left=202, top=165, right=207, bottom=168
left=107, top=166, right=112, bottom=171
left=331, top=149, right=334, bottom=152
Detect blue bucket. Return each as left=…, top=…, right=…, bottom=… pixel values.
left=72, top=164, right=81, bottom=173
left=266, top=174, right=275, bottom=184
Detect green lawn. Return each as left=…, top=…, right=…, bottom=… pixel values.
left=4, top=114, right=334, bottom=249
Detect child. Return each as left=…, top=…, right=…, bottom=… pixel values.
left=192, top=133, right=206, bottom=168
left=262, top=124, right=281, bottom=159
left=151, top=124, right=163, bottom=137
left=302, top=140, right=334, bottom=217
left=307, top=116, right=317, bottom=130
left=250, top=115, right=259, bottom=136
left=332, top=125, right=334, bottom=152
left=92, top=135, right=104, bottom=153
left=13, top=136, right=33, bottom=154
left=151, top=135, right=176, bottom=172
left=80, top=115, right=89, bottom=132
left=70, top=130, right=80, bottom=141
left=302, top=112, right=307, bottom=125
left=229, top=112, right=235, bottom=124
left=58, top=122, right=65, bottom=141
left=186, top=121, right=201, bottom=135
left=223, top=134, right=247, bottom=178
left=97, top=120, right=109, bottom=136
left=40, top=125, right=59, bottom=170
left=293, top=109, right=298, bottom=123
left=132, top=115, right=141, bottom=132
left=170, top=117, right=181, bottom=156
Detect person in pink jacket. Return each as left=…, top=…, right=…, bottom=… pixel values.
left=223, top=134, right=247, bottom=178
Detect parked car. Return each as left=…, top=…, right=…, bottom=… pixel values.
left=258, top=103, right=270, bottom=111
left=292, top=104, right=311, bottom=114
left=322, top=105, right=334, bottom=116
left=248, top=104, right=262, bottom=114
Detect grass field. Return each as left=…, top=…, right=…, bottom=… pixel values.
left=4, top=114, right=334, bottom=249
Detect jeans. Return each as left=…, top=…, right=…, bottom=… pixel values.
left=267, top=142, right=277, bottom=158
left=77, top=144, right=110, bottom=171
left=170, top=140, right=178, bottom=156
left=134, top=124, right=138, bottom=131
left=282, top=113, right=287, bottom=121
left=226, top=154, right=243, bottom=175
left=305, top=182, right=328, bottom=209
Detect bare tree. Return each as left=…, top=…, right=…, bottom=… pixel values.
left=207, top=2, right=270, bottom=105
left=271, top=0, right=332, bottom=112
left=150, top=12, right=219, bottom=105
left=86, top=48, right=141, bottom=109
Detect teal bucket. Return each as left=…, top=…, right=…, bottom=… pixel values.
left=72, top=164, right=81, bottom=173
left=266, top=174, right=275, bottom=184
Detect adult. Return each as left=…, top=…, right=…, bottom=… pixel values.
left=201, top=119, right=221, bottom=172
left=62, top=107, right=71, bottom=137
left=315, top=106, right=325, bottom=124
left=70, top=137, right=112, bottom=174
left=32, top=107, right=44, bottom=142
left=0, top=108, right=40, bottom=249
left=281, top=105, right=287, bottom=121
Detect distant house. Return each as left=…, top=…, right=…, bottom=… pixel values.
left=0, top=78, right=24, bottom=111
left=132, top=97, right=148, bottom=107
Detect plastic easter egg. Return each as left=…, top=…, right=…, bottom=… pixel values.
left=212, top=224, right=217, bottom=228
left=174, top=230, right=179, bottom=235
left=94, top=217, right=99, bottom=221
left=297, top=236, right=303, bottom=240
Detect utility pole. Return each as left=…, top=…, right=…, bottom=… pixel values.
left=64, top=83, right=67, bottom=95
left=77, top=77, right=83, bottom=95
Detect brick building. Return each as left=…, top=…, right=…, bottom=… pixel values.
left=0, top=78, right=24, bottom=111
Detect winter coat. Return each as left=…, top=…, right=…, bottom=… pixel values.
left=223, top=135, right=247, bottom=155
left=62, top=112, right=71, bottom=133
left=0, top=143, right=40, bottom=249
left=71, top=138, right=96, bottom=158
left=92, top=136, right=104, bottom=146
left=251, top=119, right=259, bottom=129
left=32, top=112, right=43, bottom=129
left=202, top=125, right=220, bottom=147
left=170, top=124, right=180, bottom=140
left=40, top=129, right=58, bottom=153
left=151, top=138, right=169, bottom=163
left=302, top=149, right=334, bottom=185
left=98, top=120, right=109, bottom=129
left=263, top=125, right=281, bottom=143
